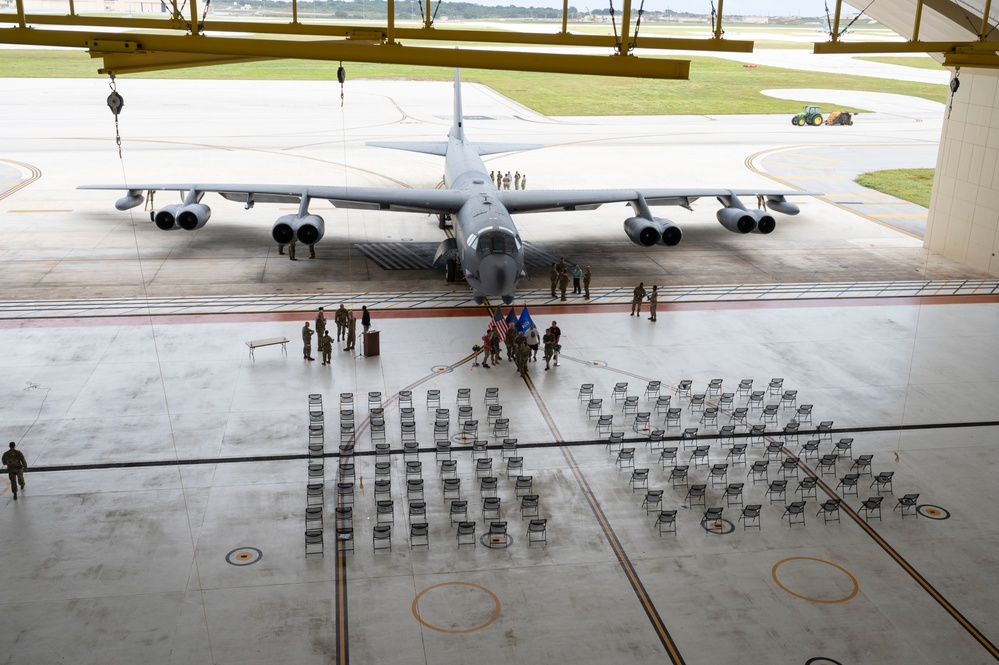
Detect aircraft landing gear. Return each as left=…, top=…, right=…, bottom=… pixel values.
left=438, top=213, right=447, bottom=230
left=445, top=258, right=457, bottom=283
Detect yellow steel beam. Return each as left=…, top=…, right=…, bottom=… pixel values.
left=0, top=28, right=692, bottom=78
left=0, top=13, right=754, bottom=52
left=814, top=39, right=999, bottom=54
left=98, top=51, right=273, bottom=74
left=944, top=52, right=999, bottom=69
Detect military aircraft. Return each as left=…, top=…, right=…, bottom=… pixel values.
left=81, top=71, right=815, bottom=305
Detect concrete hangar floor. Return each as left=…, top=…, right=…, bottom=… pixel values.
left=1, top=73, right=998, bottom=665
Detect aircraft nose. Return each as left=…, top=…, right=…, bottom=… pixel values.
left=478, top=253, right=520, bottom=299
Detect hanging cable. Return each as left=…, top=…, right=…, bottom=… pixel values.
left=709, top=0, right=723, bottom=37
left=628, top=0, right=645, bottom=53
left=839, top=0, right=875, bottom=35
left=197, top=0, right=212, bottom=33
left=431, top=0, right=442, bottom=23
left=107, top=74, right=125, bottom=159
left=608, top=0, right=619, bottom=51
left=337, top=62, right=346, bottom=108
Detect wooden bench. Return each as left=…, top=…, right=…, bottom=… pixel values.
left=246, top=336, right=289, bottom=360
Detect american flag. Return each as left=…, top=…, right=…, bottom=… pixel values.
left=488, top=308, right=509, bottom=337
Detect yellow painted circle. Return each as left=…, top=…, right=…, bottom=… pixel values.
left=924, top=507, right=941, bottom=516
left=412, top=582, right=501, bottom=634
left=772, top=557, right=859, bottom=604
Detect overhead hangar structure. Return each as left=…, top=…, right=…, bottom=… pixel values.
left=820, top=0, right=999, bottom=277
left=0, top=0, right=761, bottom=78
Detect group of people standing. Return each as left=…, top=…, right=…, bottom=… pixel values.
left=278, top=242, right=316, bottom=261
left=301, top=304, right=371, bottom=363
left=490, top=170, right=527, bottom=191
left=475, top=320, right=562, bottom=375
left=630, top=282, right=660, bottom=321
left=550, top=259, right=591, bottom=301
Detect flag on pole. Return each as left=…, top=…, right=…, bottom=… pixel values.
left=488, top=308, right=509, bottom=337
left=518, top=306, right=536, bottom=333
left=505, top=307, right=520, bottom=333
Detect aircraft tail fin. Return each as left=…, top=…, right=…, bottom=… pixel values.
left=452, top=69, right=464, bottom=141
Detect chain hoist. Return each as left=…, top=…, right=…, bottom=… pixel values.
left=337, top=63, right=346, bottom=108
left=948, top=67, right=960, bottom=119
left=106, top=74, right=125, bottom=159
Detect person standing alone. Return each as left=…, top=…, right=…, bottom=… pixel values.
left=3, top=442, right=27, bottom=500
left=302, top=321, right=315, bottom=360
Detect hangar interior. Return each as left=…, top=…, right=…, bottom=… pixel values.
left=1, top=1, right=999, bottom=665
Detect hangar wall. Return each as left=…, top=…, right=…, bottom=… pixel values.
left=926, top=68, right=999, bottom=276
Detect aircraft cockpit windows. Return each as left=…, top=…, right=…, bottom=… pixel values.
left=478, top=233, right=515, bottom=254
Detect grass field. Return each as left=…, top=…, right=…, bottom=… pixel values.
left=856, top=168, right=935, bottom=208
left=0, top=49, right=947, bottom=115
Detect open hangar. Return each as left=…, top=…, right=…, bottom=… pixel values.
left=1, top=1, right=999, bottom=665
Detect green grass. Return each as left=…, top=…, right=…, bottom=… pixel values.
left=0, top=49, right=947, bottom=115
left=854, top=56, right=945, bottom=71
left=856, top=168, right=935, bottom=208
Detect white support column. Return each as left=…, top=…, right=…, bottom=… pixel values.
left=926, top=68, right=999, bottom=276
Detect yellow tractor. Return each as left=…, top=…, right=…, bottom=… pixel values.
left=791, top=105, right=823, bottom=126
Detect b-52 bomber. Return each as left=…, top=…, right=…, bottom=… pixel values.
left=82, top=71, right=816, bottom=304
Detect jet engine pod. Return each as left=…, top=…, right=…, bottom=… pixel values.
left=115, top=192, right=145, bottom=211
left=716, top=207, right=757, bottom=234
left=153, top=203, right=183, bottom=231
left=295, top=215, right=325, bottom=245
left=765, top=197, right=800, bottom=216
left=176, top=203, right=211, bottom=231
left=751, top=209, right=776, bottom=234
left=652, top=217, right=682, bottom=246
left=623, top=217, right=661, bottom=247
left=272, top=214, right=301, bottom=244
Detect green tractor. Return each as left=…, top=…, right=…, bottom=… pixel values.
left=791, top=105, right=823, bottom=126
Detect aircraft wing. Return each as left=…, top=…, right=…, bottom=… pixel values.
left=495, top=188, right=816, bottom=214
left=78, top=184, right=470, bottom=215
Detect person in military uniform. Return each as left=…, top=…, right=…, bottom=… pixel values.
left=490, top=170, right=495, bottom=185
left=504, top=172, right=512, bottom=190
left=344, top=313, right=357, bottom=351
left=334, top=304, right=350, bottom=341
left=631, top=282, right=646, bottom=316
left=514, top=171, right=521, bottom=190
left=649, top=285, right=659, bottom=322
left=521, top=174, right=527, bottom=189
left=549, top=263, right=559, bottom=298
left=542, top=327, right=555, bottom=371
left=316, top=307, right=327, bottom=338
left=515, top=335, right=530, bottom=376
left=3, top=441, right=27, bottom=500
left=583, top=266, right=592, bottom=299
left=302, top=321, right=315, bottom=360
left=320, top=331, right=333, bottom=364
left=278, top=244, right=286, bottom=255
left=489, top=327, right=502, bottom=365
left=496, top=171, right=503, bottom=189
left=558, top=269, right=569, bottom=302
left=309, top=244, right=316, bottom=259
left=288, top=241, right=297, bottom=260
left=505, top=325, right=517, bottom=361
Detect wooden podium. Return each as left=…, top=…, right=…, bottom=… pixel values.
left=362, top=330, right=380, bottom=357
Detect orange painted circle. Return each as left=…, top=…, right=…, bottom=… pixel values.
left=412, top=582, right=501, bottom=634
left=772, top=557, right=859, bottom=604
left=924, top=508, right=941, bottom=516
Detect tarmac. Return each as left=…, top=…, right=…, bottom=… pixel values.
left=1, top=68, right=998, bottom=665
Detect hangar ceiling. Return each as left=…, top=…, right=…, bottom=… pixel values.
left=0, top=0, right=998, bottom=77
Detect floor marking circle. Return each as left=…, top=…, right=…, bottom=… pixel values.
left=917, top=504, right=950, bottom=520
left=225, top=546, right=263, bottom=566
left=412, top=582, right=501, bottom=633
left=480, top=533, right=513, bottom=548
left=805, top=658, right=844, bottom=665
left=772, top=557, right=859, bottom=604
left=433, top=365, right=453, bottom=373
left=699, top=518, right=735, bottom=534
left=590, top=360, right=608, bottom=367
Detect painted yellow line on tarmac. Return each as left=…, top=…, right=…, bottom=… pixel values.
left=764, top=161, right=834, bottom=169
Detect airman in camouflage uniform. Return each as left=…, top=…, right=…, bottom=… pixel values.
left=649, top=285, right=659, bottom=322
left=316, top=307, right=327, bottom=338
left=334, top=304, right=350, bottom=341
left=344, top=314, right=357, bottom=351
left=2, top=442, right=27, bottom=500
left=505, top=325, right=517, bottom=361
left=515, top=336, right=531, bottom=376
left=320, top=331, right=333, bottom=364
left=631, top=282, right=646, bottom=316
left=549, top=263, right=559, bottom=298
left=558, top=270, right=570, bottom=302
left=583, top=266, right=592, bottom=299
left=302, top=322, right=315, bottom=360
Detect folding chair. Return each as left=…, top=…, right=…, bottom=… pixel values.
left=665, top=409, right=682, bottom=431
left=520, top=494, right=540, bottom=520
left=681, top=427, right=699, bottom=450
left=578, top=383, right=594, bottom=402
left=654, top=395, right=672, bottom=415
left=617, top=448, right=636, bottom=469
left=689, top=445, right=710, bottom=468
left=688, top=394, right=706, bottom=414
left=739, top=504, right=762, bottom=530
left=859, top=496, right=884, bottom=522
left=725, top=442, right=747, bottom=466
left=780, top=390, right=797, bottom=410
left=658, top=447, right=678, bottom=469
left=456, top=521, right=476, bottom=548
left=778, top=458, right=800, bottom=480
left=684, top=484, right=706, bottom=508
left=629, top=468, right=650, bottom=492
left=895, top=493, right=920, bottom=518
left=674, top=380, right=692, bottom=399
left=612, top=382, right=629, bottom=403
left=527, top=519, right=548, bottom=546
left=587, top=399, right=604, bottom=419
left=372, top=524, right=392, bottom=552
left=782, top=501, right=806, bottom=527
left=475, top=457, right=493, bottom=478
left=506, top=456, right=524, bottom=477
left=484, top=387, right=500, bottom=405
left=768, top=378, right=784, bottom=397
left=702, top=507, right=725, bottom=533
left=501, top=438, right=518, bottom=458
left=871, top=471, right=894, bottom=495
left=816, top=498, right=842, bottom=524
left=515, top=475, right=534, bottom=497
left=726, top=482, right=747, bottom=508
left=852, top=454, right=874, bottom=477
left=633, top=412, right=652, bottom=434
left=305, top=529, right=324, bottom=558
left=479, top=476, right=498, bottom=498
left=376, top=499, right=395, bottom=524
left=837, top=473, right=860, bottom=497
left=655, top=510, right=677, bottom=536
left=456, top=387, right=471, bottom=407
left=748, top=460, right=769, bottom=485
left=737, top=379, right=754, bottom=398
left=368, top=391, right=382, bottom=411
left=482, top=496, right=502, bottom=520
left=669, top=465, right=690, bottom=488
left=426, top=390, right=441, bottom=410
left=642, top=489, right=664, bottom=514
left=622, top=396, right=639, bottom=415
left=797, top=477, right=818, bottom=500
left=799, top=439, right=820, bottom=461
left=706, top=378, right=723, bottom=397
left=834, top=438, right=854, bottom=459
left=699, top=407, right=719, bottom=429
left=410, top=522, right=430, bottom=550
left=442, top=478, right=461, bottom=502
left=449, top=500, right=468, bottom=525
left=766, top=479, right=787, bottom=503
left=408, top=501, right=427, bottom=525
left=644, top=380, right=662, bottom=400
left=398, top=390, right=413, bottom=409
left=708, top=463, right=729, bottom=487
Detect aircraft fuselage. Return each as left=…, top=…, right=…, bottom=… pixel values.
left=444, top=133, right=524, bottom=304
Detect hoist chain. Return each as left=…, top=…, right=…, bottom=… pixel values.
left=107, top=74, right=125, bottom=159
